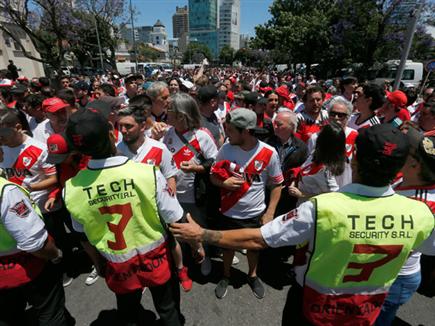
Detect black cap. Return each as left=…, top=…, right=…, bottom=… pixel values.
left=86, top=100, right=112, bottom=119
left=356, top=124, right=409, bottom=169
left=10, top=84, right=27, bottom=94
left=244, top=92, right=260, bottom=106
left=197, top=85, right=218, bottom=103
left=65, top=108, right=111, bottom=156
left=73, top=81, right=89, bottom=91
left=124, top=74, right=137, bottom=85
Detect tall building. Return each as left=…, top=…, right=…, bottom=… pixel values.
left=188, top=0, right=219, bottom=58
left=239, top=34, right=250, bottom=49
left=119, top=24, right=139, bottom=44
left=172, top=5, right=189, bottom=39
left=218, top=0, right=240, bottom=52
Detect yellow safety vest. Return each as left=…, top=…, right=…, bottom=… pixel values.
left=303, top=191, right=434, bottom=326
left=64, top=160, right=171, bottom=293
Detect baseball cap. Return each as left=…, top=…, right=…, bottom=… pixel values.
left=275, top=85, right=290, bottom=100
left=355, top=124, right=409, bottom=169
left=86, top=100, right=112, bottom=119
left=227, top=108, right=267, bottom=135
left=42, top=97, right=69, bottom=113
left=73, top=81, right=89, bottom=91
left=244, top=92, right=260, bottom=106
left=387, top=90, right=407, bottom=108
left=46, top=133, right=70, bottom=164
left=65, top=108, right=111, bottom=156
left=197, top=85, right=218, bottom=103
left=10, top=84, right=27, bottom=94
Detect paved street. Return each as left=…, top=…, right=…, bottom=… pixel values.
left=65, top=251, right=435, bottom=326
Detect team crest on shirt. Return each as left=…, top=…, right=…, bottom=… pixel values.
left=254, top=160, right=263, bottom=171
left=22, top=157, right=32, bottom=167
left=9, top=200, right=31, bottom=218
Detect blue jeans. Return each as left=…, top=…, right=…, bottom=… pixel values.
left=376, top=271, right=421, bottom=326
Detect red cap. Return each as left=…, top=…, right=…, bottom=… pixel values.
left=46, top=133, right=70, bottom=164
left=42, top=97, right=69, bottom=113
left=387, top=90, right=407, bottom=109
left=276, top=85, right=290, bottom=100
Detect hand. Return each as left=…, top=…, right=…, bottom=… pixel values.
left=44, top=198, right=56, bottom=212
left=260, top=212, right=274, bottom=225
left=222, top=176, right=245, bottom=191
left=180, top=161, right=199, bottom=173
left=169, top=213, right=204, bottom=243
left=151, top=122, right=168, bottom=140
left=288, top=185, right=303, bottom=198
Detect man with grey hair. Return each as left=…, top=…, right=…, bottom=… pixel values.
left=307, top=97, right=357, bottom=159
left=272, top=111, right=308, bottom=215
left=146, top=81, right=170, bottom=122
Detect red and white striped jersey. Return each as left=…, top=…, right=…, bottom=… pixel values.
left=117, top=137, right=177, bottom=179
left=1, top=136, right=56, bottom=213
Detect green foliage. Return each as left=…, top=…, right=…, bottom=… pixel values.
left=182, top=42, right=212, bottom=63
left=137, top=43, right=161, bottom=62
left=252, top=0, right=435, bottom=78
left=219, top=45, right=235, bottom=64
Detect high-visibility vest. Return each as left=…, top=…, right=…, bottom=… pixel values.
left=64, top=160, right=171, bottom=294
left=304, top=191, right=434, bottom=326
left=0, top=178, right=45, bottom=289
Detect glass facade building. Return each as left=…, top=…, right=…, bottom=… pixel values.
left=188, top=0, right=218, bottom=57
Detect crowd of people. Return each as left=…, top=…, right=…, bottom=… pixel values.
left=0, top=63, right=434, bottom=326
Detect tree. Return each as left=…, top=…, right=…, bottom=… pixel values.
left=252, top=0, right=435, bottom=78
left=0, top=0, right=126, bottom=74
left=137, top=43, right=160, bottom=62
left=219, top=45, right=234, bottom=65
left=182, top=42, right=212, bottom=64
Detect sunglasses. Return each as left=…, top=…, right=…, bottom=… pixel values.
left=329, top=111, right=348, bottom=119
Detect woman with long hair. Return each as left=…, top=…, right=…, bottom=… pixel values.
left=288, top=121, right=346, bottom=204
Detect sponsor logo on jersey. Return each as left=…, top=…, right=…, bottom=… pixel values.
left=9, top=200, right=31, bottom=218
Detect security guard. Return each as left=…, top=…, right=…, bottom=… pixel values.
left=0, top=175, right=72, bottom=325
left=63, top=109, right=199, bottom=325
left=170, top=124, right=435, bottom=326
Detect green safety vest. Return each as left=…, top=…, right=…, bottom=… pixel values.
left=303, top=191, right=434, bottom=326
left=0, top=177, right=45, bottom=289
left=64, top=160, right=171, bottom=293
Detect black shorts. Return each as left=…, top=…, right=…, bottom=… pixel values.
left=217, top=214, right=262, bottom=230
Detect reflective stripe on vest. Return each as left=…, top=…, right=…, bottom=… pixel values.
left=64, top=161, right=171, bottom=293
left=0, top=178, right=45, bottom=289
left=303, top=192, right=434, bottom=326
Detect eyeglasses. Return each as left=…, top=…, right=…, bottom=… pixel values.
left=329, top=111, right=348, bottom=119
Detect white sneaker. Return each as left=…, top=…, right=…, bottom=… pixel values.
left=63, top=274, right=73, bottom=287
left=85, top=267, right=99, bottom=286
left=232, top=256, right=240, bottom=265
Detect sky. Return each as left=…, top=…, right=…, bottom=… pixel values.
left=131, top=0, right=273, bottom=38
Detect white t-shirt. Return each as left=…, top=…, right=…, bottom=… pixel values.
left=395, top=185, right=435, bottom=276
left=32, top=119, right=54, bottom=144
left=260, top=183, right=435, bottom=286
left=347, top=113, right=380, bottom=131
left=1, top=136, right=57, bottom=213
left=69, top=156, right=183, bottom=233
left=0, top=183, right=48, bottom=256
left=163, top=127, right=218, bottom=204
left=215, top=141, right=283, bottom=219
left=117, top=137, right=177, bottom=180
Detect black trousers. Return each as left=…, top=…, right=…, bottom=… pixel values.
left=0, top=263, right=73, bottom=326
left=115, top=277, right=181, bottom=326
left=282, top=284, right=312, bottom=326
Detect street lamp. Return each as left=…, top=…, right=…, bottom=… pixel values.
left=129, top=0, right=138, bottom=72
